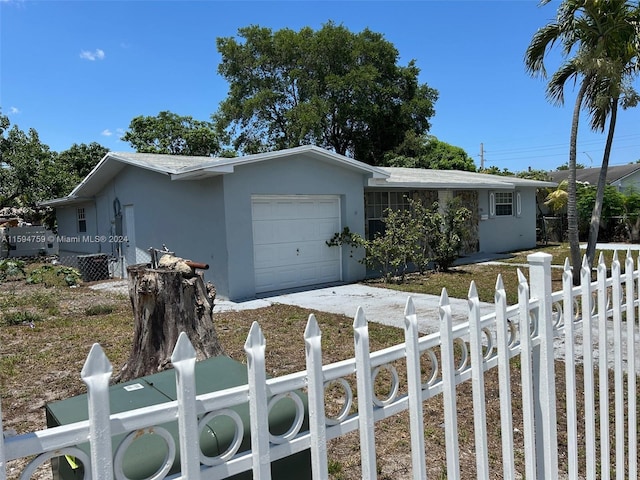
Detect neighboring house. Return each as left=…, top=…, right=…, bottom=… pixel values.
left=549, top=164, right=640, bottom=192
left=42, top=146, right=554, bottom=300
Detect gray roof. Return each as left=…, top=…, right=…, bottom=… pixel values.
left=369, top=167, right=556, bottom=189
left=549, top=164, right=640, bottom=185
left=41, top=146, right=555, bottom=208
left=41, top=146, right=388, bottom=206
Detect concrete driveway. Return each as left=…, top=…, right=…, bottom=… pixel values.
left=213, top=283, right=495, bottom=334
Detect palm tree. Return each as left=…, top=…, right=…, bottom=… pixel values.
left=525, top=0, right=640, bottom=283
left=582, top=13, right=640, bottom=268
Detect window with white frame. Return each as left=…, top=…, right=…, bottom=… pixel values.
left=490, top=191, right=513, bottom=217
left=77, top=207, right=87, bottom=233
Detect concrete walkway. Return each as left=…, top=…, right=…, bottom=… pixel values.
left=214, top=283, right=495, bottom=334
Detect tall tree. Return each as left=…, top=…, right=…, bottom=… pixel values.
left=525, top=0, right=640, bottom=282
left=216, top=22, right=438, bottom=164
left=57, top=142, right=109, bottom=180
left=0, top=113, right=57, bottom=210
left=122, top=111, right=221, bottom=156
left=55, top=142, right=109, bottom=194
left=581, top=3, right=639, bottom=268
left=383, top=133, right=476, bottom=171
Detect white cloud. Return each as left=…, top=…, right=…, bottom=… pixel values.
left=80, top=49, right=105, bottom=61
left=8, top=106, right=20, bottom=114
left=101, top=129, right=113, bottom=137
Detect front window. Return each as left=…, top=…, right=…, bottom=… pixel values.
left=77, top=208, right=87, bottom=233
left=494, top=192, right=513, bottom=216
left=364, top=190, right=439, bottom=239
left=365, top=191, right=411, bottom=239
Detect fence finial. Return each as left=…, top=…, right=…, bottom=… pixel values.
left=245, top=321, right=266, bottom=351
left=440, top=287, right=450, bottom=306
left=304, top=313, right=320, bottom=340
left=81, top=343, right=112, bottom=379
left=353, top=306, right=367, bottom=329
left=404, top=296, right=416, bottom=317
left=517, top=268, right=527, bottom=285
left=468, top=280, right=479, bottom=301
left=171, top=331, right=196, bottom=363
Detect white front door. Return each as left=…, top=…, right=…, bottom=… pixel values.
left=252, top=195, right=341, bottom=293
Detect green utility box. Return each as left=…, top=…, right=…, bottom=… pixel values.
left=46, top=356, right=311, bottom=479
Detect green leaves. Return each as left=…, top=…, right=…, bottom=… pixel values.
left=216, top=22, right=437, bottom=164
left=327, top=198, right=471, bottom=282
left=122, top=111, right=222, bottom=156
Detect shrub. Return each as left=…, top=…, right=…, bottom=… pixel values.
left=27, top=265, right=81, bottom=287
left=2, top=310, right=42, bottom=326
left=85, top=304, right=115, bottom=316
left=0, top=259, right=26, bottom=282
left=328, top=197, right=471, bottom=282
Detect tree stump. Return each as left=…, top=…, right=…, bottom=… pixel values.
left=115, top=256, right=224, bottom=383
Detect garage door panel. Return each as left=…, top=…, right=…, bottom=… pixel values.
left=252, top=196, right=341, bottom=293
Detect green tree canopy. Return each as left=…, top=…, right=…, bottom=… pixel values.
left=216, top=22, right=438, bottom=165
left=122, top=111, right=222, bottom=156
left=56, top=142, right=109, bottom=190
left=0, top=113, right=58, bottom=210
left=383, top=134, right=476, bottom=171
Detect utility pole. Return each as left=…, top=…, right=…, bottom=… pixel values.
left=479, top=143, right=485, bottom=170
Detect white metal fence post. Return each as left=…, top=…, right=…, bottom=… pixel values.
left=580, top=255, right=597, bottom=480
left=494, top=275, right=515, bottom=478
left=517, top=269, right=537, bottom=480
left=611, top=252, right=625, bottom=480
left=562, top=258, right=579, bottom=477
left=527, top=252, right=558, bottom=478
left=403, top=297, right=427, bottom=480
left=304, top=314, right=329, bottom=479
left=627, top=252, right=638, bottom=479
left=596, top=253, right=611, bottom=479
left=353, top=306, right=377, bottom=479
left=81, top=343, right=114, bottom=480
left=171, top=332, right=201, bottom=480
left=245, top=322, right=272, bottom=480
left=468, top=281, right=489, bottom=479
left=440, top=289, right=460, bottom=480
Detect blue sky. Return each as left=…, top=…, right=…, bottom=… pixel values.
left=2, top=0, right=639, bottom=173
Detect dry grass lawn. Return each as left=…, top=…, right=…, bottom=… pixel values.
left=0, top=246, right=636, bottom=479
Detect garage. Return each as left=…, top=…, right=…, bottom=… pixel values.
left=252, top=195, right=342, bottom=293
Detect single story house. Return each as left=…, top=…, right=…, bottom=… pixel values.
left=549, top=164, right=640, bottom=192
left=43, top=146, right=555, bottom=300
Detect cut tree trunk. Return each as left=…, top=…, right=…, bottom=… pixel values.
left=115, top=260, right=224, bottom=383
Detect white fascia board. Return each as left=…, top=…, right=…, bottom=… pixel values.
left=367, top=179, right=515, bottom=189
left=170, top=164, right=234, bottom=180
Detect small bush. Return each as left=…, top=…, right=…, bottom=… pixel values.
left=0, top=259, right=26, bottom=282
left=2, top=310, right=42, bottom=326
left=27, top=265, right=81, bottom=287
left=85, top=304, right=115, bottom=316
left=327, top=197, right=471, bottom=282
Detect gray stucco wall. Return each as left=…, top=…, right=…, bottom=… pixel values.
left=55, top=153, right=368, bottom=300
left=93, top=166, right=227, bottom=287
left=56, top=202, right=101, bottom=257
left=477, top=188, right=538, bottom=253
left=220, top=152, right=367, bottom=300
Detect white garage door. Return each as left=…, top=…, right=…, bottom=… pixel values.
left=252, top=195, right=342, bottom=293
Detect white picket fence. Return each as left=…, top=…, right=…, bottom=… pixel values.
left=1, top=251, right=638, bottom=479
